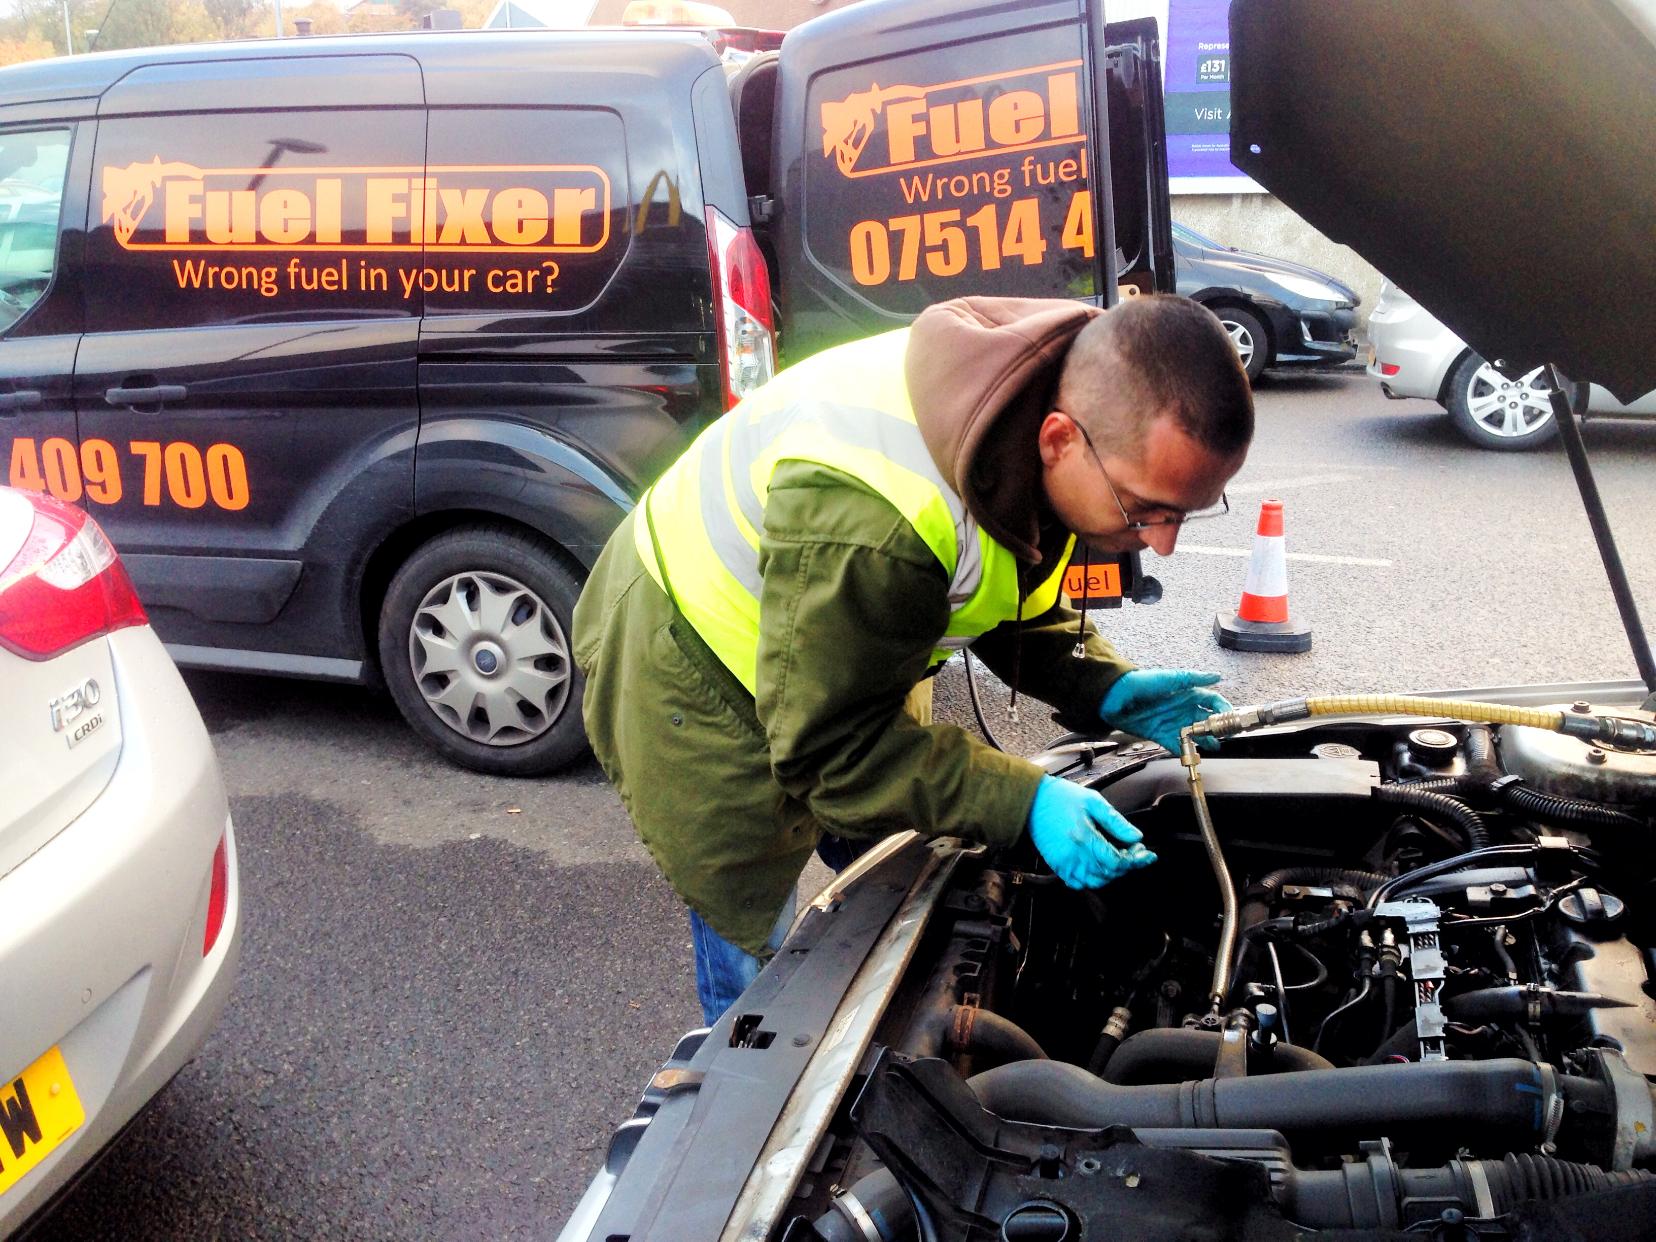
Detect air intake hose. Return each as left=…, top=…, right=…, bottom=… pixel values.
left=968, top=1057, right=1587, bottom=1142
left=1102, top=1027, right=1334, bottom=1084
left=1283, top=1151, right=1653, bottom=1229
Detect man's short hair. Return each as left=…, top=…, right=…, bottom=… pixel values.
left=1057, top=294, right=1253, bottom=457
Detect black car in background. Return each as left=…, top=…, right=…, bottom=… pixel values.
left=1173, top=220, right=1358, bottom=380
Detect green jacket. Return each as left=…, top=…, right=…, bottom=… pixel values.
left=572, top=459, right=1134, bottom=956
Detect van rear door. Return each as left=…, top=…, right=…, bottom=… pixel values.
left=766, top=0, right=1171, bottom=360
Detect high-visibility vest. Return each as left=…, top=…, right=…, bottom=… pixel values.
left=635, top=327, right=1073, bottom=694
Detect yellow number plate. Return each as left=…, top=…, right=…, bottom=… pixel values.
left=0, top=1047, right=84, bottom=1199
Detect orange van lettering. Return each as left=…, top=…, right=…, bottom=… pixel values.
left=315, top=179, right=343, bottom=244
left=552, top=188, right=596, bottom=245
left=823, top=65, right=1084, bottom=177
left=437, top=187, right=490, bottom=245
left=987, top=90, right=1047, bottom=147
left=260, top=189, right=311, bottom=245
left=493, top=188, right=550, bottom=246
left=107, top=160, right=611, bottom=254
left=365, top=178, right=409, bottom=244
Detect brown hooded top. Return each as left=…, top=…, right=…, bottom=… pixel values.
left=905, top=296, right=1102, bottom=566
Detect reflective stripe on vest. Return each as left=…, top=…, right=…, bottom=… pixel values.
left=636, top=327, right=1072, bottom=693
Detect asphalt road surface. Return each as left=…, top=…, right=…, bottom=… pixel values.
left=34, top=371, right=1655, bottom=1239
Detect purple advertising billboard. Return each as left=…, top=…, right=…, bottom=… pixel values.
left=1162, top=0, right=1261, bottom=191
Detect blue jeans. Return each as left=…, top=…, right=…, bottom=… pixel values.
left=688, top=834, right=872, bottom=1025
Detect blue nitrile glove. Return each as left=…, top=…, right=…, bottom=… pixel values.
left=1100, top=669, right=1231, bottom=754
left=1026, top=776, right=1157, bottom=889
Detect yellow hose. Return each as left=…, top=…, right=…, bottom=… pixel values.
left=1302, top=696, right=1565, bottom=731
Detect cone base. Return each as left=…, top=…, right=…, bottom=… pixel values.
left=1214, top=611, right=1313, bottom=653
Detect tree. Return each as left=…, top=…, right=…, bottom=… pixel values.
left=202, top=0, right=263, bottom=38
left=0, top=35, right=56, bottom=66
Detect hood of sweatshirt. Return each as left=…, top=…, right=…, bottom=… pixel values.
left=905, top=296, right=1102, bottom=564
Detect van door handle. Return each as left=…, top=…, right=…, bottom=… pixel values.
left=0, top=390, right=43, bottom=414
left=105, top=383, right=188, bottom=407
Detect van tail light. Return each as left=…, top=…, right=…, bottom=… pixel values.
left=706, top=207, right=776, bottom=410
left=203, top=834, right=228, bottom=956
left=0, top=491, right=146, bottom=660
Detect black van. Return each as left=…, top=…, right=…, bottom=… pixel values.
left=0, top=2, right=1168, bottom=775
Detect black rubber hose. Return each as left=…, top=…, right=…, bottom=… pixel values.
left=1239, top=866, right=1391, bottom=930
left=1372, top=783, right=1490, bottom=849
left=1465, top=724, right=1500, bottom=779
left=968, top=1057, right=1580, bottom=1138
left=1284, top=1153, right=1652, bottom=1229
left=812, top=1168, right=915, bottom=1242
left=1101, top=1028, right=1334, bottom=1084
left=948, top=1007, right=1047, bottom=1065
left=1499, top=782, right=1647, bottom=833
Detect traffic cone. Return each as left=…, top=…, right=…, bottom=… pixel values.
left=1214, top=499, right=1312, bottom=652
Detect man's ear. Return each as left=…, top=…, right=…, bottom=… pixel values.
left=1037, top=411, right=1081, bottom=466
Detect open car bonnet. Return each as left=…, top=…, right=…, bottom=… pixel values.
left=1230, top=0, right=1656, bottom=405
left=561, top=7, right=1656, bottom=1242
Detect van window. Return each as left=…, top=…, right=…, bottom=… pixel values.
left=0, top=128, right=70, bottom=336
left=803, top=24, right=1099, bottom=316
left=422, top=108, right=630, bottom=318
left=84, top=109, right=426, bottom=333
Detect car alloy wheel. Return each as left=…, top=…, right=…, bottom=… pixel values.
left=1445, top=351, right=1560, bottom=450
left=1462, top=361, right=1555, bottom=439
left=1214, top=305, right=1269, bottom=381
left=409, top=569, right=571, bottom=747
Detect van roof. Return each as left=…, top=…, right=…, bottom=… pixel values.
left=0, top=27, right=718, bottom=106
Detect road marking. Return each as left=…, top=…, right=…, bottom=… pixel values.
left=1227, top=473, right=1362, bottom=494
left=1180, top=544, right=1393, bottom=568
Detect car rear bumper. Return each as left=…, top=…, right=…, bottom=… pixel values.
left=0, top=627, right=239, bottom=1234
left=1366, top=297, right=1464, bottom=400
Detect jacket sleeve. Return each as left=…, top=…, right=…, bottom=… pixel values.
left=755, top=463, right=1043, bottom=846
left=968, top=596, right=1137, bottom=734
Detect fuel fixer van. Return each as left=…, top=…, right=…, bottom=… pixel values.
left=0, top=0, right=1169, bottom=774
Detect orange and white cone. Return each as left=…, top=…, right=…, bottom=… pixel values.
left=1214, top=499, right=1312, bottom=652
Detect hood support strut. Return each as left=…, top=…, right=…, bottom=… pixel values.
left=1545, top=367, right=1656, bottom=708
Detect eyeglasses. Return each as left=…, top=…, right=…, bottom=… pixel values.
left=1073, top=419, right=1230, bottom=531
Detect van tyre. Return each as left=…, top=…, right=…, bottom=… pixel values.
left=1215, top=305, right=1270, bottom=382
left=379, top=526, right=587, bottom=776
left=1445, top=351, right=1560, bottom=450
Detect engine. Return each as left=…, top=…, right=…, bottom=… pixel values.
left=799, top=705, right=1656, bottom=1241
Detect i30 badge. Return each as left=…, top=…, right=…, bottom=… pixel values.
left=49, top=679, right=104, bottom=748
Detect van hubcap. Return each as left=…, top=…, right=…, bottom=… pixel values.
left=408, top=571, right=570, bottom=747
left=1466, top=362, right=1555, bottom=438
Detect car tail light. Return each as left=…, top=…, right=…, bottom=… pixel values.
left=0, top=491, right=146, bottom=660
left=706, top=206, right=776, bottom=410
left=1380, top=363, right=1401, bottom=376
left=203, top=834, right=228, bottom=956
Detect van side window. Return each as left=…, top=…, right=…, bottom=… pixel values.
left=0, top=129, right=70, bottom=336
left=84, top=110, right=424, bottom=333
left=422, top=108, right=630, bottom=318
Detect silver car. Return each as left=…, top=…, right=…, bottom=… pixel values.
left=1367, top=280, right=1656, bottom=450
left=0, top=486, right=240, bottom=1235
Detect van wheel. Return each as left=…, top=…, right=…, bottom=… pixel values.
left=378, top=526, right=586, bottom=776
left=1215, top=305, right=1269, bottom=382
left=1445, top=351, right=1560, bottom=450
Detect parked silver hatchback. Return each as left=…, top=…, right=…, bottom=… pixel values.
left=1367, top=280, right=1656, bottom=450
left=0, top=486, right=239, bottom=1235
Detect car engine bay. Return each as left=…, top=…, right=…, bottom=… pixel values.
left=792, top=701, right=1656, bottom=1241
